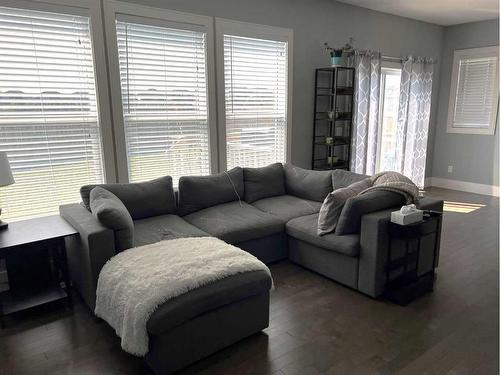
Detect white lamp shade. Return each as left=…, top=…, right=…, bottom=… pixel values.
left=0, top=152, right=14, bottom=187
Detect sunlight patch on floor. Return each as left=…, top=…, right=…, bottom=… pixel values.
left=443, top=201, right=486, bottom=213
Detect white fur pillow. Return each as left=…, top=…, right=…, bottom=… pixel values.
left=317, top=177, right=372, bottom=236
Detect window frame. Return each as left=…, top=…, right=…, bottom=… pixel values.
left=103, top=0, right=218, bottom=182
left=376, top=61, right=402, bottom=173
left=215, top=18, right=293, bottom=170
left=0, top=0, right=117, bottom=182
left=446, top=46, right=499, bottom=135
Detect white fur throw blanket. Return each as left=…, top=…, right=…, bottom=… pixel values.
left=95, top=237, right=272, bottom=357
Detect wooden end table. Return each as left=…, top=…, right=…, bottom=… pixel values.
left=0, top=215, right=78, bottom=327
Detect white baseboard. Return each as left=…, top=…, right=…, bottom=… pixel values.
left=427, top=177, right=500, bottom=197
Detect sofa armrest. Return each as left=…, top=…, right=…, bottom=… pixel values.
left=417, top=196, right=444, bottom=212
left=357, top=209, right=393, bottom=297
left=60, top=203, right=115, bottom=311
left=357, top=197, right=444, bottom=298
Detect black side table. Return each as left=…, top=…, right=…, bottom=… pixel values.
left=0, top=215, right=78, bottom=327
left=384, top=211, right=443, bottom=305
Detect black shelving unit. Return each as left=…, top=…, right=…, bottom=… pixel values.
left=312, top=67, right=355, bottom=171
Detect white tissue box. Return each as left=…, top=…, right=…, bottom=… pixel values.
left=391, top=209, right=423, bottom=225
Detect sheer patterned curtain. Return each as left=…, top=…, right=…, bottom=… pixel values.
left=350, top=51, right=381, bottom=175
left=396, top=57, right=434, bottom=187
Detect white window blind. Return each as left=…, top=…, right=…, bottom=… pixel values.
left=116, top=20, right=210, bottom=184
left=453, top=56, right=498, bottom=128
left=448, top=46, right=499, bottom=135
left=224, top=35, right=288, bottom=169
left=0, top=6, right=104, bottom=221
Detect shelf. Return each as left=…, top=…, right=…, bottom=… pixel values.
left=316, top=87, right=354, bottom=96
left=315, top=112, right=352, bottom=122
left=313, top=165, right=349, bottom=171
left=315, top=117, right=353, bottom=122
left=313, top=160, right=349, bottom=169
left=0, top=285, right=68, bottom=315
left=313, top=66, right=354, bottom=171
left=317, top=85, right=354, bottom=90
left=317, top=67, right=355, bottom=72
left=386, top=252, right=419, bottom=272
left=331, top=161, right=348, bottom=168
left=314, top=139, right=351, bottom=147
left=316, top=111, right=352, bottom=115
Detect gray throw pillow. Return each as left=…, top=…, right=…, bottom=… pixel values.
left=332, top=169, right=369, bottom=190
left=81, top=176, right=176, bottom=220
left=283, top=163, right=332, bottom=202
left=90, top=186, right=132, bottom=230
left=317, top=178, right=372, bottom=236
left=90, top=187, right=134, bottom=251
left=177, top=167, right=244, bottom=216
left=243, top=163, right=286, bottom=203
left=335, top=191, right=406, bottom=235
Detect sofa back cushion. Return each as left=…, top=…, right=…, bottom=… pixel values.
left=243, top=163, right=285, bottom=203
left=177, top=167, right=244, bottom=216
left=284, top=163, right=332, bottom=202
left=89, top=186, right=134, bottom=251
left=317, top=178, right=372, bottom=236
left=332, top=169, right=369, bottom=190
left=335, top=191, right=406, bottom=235
left=81, top=176, right=175, bottom=220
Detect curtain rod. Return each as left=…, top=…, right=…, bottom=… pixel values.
left=382, top=54, right=437, bottom=64
left=382, top=55, right=403, bottom=62
left=355, top=50, right=437, bottom=64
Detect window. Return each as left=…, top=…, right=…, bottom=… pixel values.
left=115, top=20, right=210, bottom=184
left=377, top=66, right=401, bottom=172
left=447, top=46, right=499, bottom=135
left=217, top=19, right=292, bottom=170
left=106, top=10, right=293, bottom=178
left=0, top=4, right=107, bottom=220
left=104, top=3, right=216, bottom=185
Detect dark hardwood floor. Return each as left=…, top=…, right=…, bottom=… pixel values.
left=1, top=188, right=498, bottom=375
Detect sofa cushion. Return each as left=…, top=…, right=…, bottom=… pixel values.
left=147, top=269, right=271, bottom=335
left=332, top=169, right=369, bottom=190
left=89, top=187, right=132, bottom=230
left=184, top=201, right=284, bottom=244
left=252, top=195, right=321, bottom=222
left=286, top=213, right=360, bottom=257
left=89, top=187, right=134, bottom=251
left=81, top=176, right=176, bottom=220
left=134, top=214, right=209, bottom=247
left=317, top=178, right=372, bottom=236
left=243, top=163, right=285, bottom=203
left=178, top=167, right=244, bottom=216
left=283, top=164, right=332, bottom=202
left=336, top=191, right=406, bottom=235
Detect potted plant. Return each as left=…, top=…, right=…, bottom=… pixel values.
left=324, top=38, right=354, bottom=67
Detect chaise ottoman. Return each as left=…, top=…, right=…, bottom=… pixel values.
left=94, top=237, right=272, bottom=374
left=145, top=269, right=271, bottom=373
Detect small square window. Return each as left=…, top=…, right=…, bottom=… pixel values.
left=447, top=46, right=499, bottom=135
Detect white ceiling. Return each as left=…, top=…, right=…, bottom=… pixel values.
left=336, top=0, right=499, bottom=26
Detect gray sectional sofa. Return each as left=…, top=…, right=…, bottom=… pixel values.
left=60, top=163, right=443, bottom=373
left=61, top=163, right=443, bottom=310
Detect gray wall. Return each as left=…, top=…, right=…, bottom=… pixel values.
left=120, top=0, right=444, bottom=170
left=431, top=19, right=499, bottom=186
